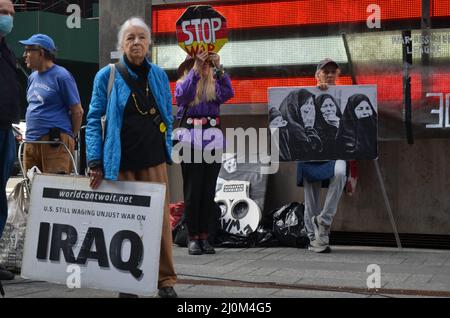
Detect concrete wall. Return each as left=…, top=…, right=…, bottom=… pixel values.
left=99, top=0, right=152, bottom=67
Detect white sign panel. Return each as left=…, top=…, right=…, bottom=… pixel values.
left=21, top=174, right=166, bottom=296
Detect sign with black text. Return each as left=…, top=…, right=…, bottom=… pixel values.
left=21, top=175, right=166, bottom=296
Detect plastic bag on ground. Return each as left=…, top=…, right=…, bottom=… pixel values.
left=272, top=202, right=309, bottom=248
left=0, top=180, right=29, bottom=272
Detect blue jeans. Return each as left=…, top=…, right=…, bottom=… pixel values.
left=0, top=129, right=16, bottom=237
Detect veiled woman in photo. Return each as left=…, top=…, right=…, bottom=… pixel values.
left=337, top=93, right=377, bottom=159
left=315, top=93, right=342, bottom=158
left=279, top=89, right=322, bottom=160
left=269, top=107, right=290, bottom=161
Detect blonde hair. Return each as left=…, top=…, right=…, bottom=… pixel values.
left=178, top=68, right=216, bottom=106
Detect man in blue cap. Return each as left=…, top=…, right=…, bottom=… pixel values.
left=0, top=0, right=18, bottom=286
left=19, top=33, right=83, bottom=174
left=297, top=58, right=347, bottom=253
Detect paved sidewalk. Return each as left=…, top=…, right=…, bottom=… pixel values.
left=2, top=245, right=450, bottom=298
left=4, top=177, right=450, bottom=298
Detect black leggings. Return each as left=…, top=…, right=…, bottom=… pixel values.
left=181, top=159, right=221, bottom=238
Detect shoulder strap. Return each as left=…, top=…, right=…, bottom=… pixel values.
left=116, top=62, right=141, bottom=99
left=101, top=64, right=115, bottom=142
left=116, top=62, right=159, bottom=114
left=116, top=62, right=165, bottom=129
left=116, top=62, right=145, bottom=102
left=107, top=63, right=116, bottom=101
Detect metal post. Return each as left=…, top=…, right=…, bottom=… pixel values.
left=374, top=159, right=402, bottom=249
left=421, top=0, right=431, bottom=67
left=342, top=32, right=402, bottom=249
left=99, top=0, right=152, bottom=68
left=341, top=33, right=357, bottom=84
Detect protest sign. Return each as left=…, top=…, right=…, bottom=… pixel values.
left=176, top=5, right=228, bottom=56
left=21, top=175, right=166, bottom=296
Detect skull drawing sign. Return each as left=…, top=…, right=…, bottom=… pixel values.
left=215, top=181, right=261, bottom=237
left=176, top=5, right=228, bottom=56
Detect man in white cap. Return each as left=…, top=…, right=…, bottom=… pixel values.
left=297, top=58, right=347, bottom=253
left=19, top=33, right=83, bottom=174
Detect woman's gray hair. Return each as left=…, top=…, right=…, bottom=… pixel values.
left=117, top=17, right=151, bottom=52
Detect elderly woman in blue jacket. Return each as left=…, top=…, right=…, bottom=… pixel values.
left=85, top=17, right=177, bottom=299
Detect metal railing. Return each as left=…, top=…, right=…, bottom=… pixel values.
left=17, top=140, right=79, bottom=196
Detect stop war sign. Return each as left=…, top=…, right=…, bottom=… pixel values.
left=176, top=5, right=228, bottom=56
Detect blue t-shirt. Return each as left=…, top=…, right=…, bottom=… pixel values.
left=25, top=65, right=80, bottom=141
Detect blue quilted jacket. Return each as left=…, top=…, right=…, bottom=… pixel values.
left=85, top=57, right=173, bottom=180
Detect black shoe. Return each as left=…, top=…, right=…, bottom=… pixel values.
left=188, top=240, right=202, bottom=255
left=118, top=293, right=139, bottom=298
left=0, top=267, right=14, bottom=281
left=158, top=286, right=178, bottom=298
left=199, top=239, right=215, bottom=254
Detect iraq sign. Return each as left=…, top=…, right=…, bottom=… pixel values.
left=176, top=5, right=228, bottom=56
left=21, top=174, right=166, bottom=296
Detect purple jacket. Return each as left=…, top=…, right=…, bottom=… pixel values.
left=175, top=69, right=234, bottom=119
left=174, top=69, right=234, bottom=150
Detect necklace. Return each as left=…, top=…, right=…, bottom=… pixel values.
left=132, top=82, right=156, bottom=115
left=132, top=93, right=148, bottom=115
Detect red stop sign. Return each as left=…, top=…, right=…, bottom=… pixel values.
left=176, top=5, right=228, bottom=56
